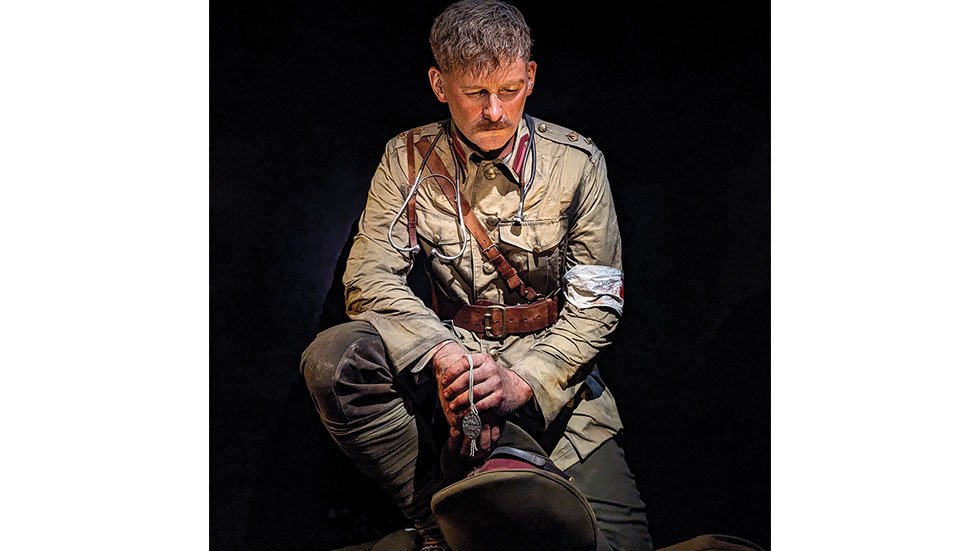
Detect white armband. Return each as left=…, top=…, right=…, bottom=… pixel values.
left=562, top=265, right=625, bottom=315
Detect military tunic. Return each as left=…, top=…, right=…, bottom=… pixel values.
left=343, top=115, right=624, bottom=470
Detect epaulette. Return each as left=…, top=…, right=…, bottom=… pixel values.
left=529, top=117, right=598, bottom=157
left=395, top=120, right=446, bottom=144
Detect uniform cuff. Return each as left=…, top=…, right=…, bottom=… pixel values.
left=353, top=311, right=455, bottom=374
left=509, top=350, right=579, bottom=427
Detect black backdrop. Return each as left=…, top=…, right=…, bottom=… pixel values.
left=211, top=1, right=770, bottom=549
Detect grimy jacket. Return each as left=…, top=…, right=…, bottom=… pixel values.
left=343, top=115, right=625, bottom=470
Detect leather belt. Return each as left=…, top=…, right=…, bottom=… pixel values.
left=434, top=294, right=558, bottom=338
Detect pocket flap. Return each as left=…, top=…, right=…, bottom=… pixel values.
left=414, top=205, right=464, bottom=245
left=496, top=217, right=566, bottom=252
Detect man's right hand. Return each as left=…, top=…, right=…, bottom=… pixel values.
left=431, top=342, right=501, bottom=458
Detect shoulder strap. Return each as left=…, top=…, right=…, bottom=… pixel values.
left=405, top=130, right=419, bottom=251
left=412, top=136, right=538, bottom=302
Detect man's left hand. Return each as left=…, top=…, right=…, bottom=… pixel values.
left=440, top=353, right=534, bottom=417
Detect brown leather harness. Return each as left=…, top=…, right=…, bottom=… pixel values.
left=405, top=127, right=558, bottom=338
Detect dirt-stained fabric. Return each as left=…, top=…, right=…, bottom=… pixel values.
left=342, top=115, right=625, bottom=470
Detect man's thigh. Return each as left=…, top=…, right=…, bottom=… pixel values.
left=566, top=437, right=653, bottom=551
left=302, top=320, right=398, bottom=424
left=301, top=320, right=446, bottom=448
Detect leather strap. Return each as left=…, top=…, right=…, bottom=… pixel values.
left=434, top=293, right=558, bottom=338
left=405, top=130, right=419, bottom=250
left=413, top=136, right=538, bottom=302
left=485, top=446, right=572, bottom=481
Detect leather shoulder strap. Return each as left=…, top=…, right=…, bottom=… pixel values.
left=405, top=130, right=419, bottom=251
left=414, top=136, right=537, bottom=302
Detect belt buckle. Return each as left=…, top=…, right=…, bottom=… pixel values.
left=483, top=305, right=507, bottom=338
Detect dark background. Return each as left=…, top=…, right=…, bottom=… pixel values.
left=211, top=1, right=769, bottom=549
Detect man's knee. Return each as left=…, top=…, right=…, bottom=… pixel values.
left=301, top=321, right=378, bottom=378
left=301, top=321, right=396, bottom=424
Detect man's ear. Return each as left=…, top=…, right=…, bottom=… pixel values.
left=526, top=61, right=537, bottom=96
left=428, top=67, right=448, bottom=103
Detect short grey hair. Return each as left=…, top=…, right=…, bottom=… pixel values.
left=429, top=0, right=533, bottom=77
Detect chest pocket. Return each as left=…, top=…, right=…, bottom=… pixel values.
left=496, top=216, right=568, bottom=297
left=415, top=204, right=467, bottom=258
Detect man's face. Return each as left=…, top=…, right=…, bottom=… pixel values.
left=429, top=59, right=537, bottom=153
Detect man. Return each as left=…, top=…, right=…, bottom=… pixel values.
left=301, top=1, right=651, bottom=549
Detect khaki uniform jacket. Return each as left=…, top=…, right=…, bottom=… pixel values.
left=343, top=115, right=624, bottom=470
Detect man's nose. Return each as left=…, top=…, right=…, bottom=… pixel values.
left=482, top=95, right=503, bottom=122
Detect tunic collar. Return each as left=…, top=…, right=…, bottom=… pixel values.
left=447, top=117, right=531, bottom=185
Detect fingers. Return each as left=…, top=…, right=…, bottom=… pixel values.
left=443, top=359, right=497, bottom=399
left=456, top=423, right=496, bottom=459
left=442, top=368, right=468, bottom=399
left=474, top=393, right=505, bottom=413
left=441, top=352, right=505, bottom=460
left=439, top=353, right=491, bottom=388
left=457, top=434, right=474, bottom=459
left=438, top=355, right=469, bottom=388
left=479, top=422, right=492, bottom=451
left=440, top=353, right=475, bottom=386
left=448, top=378, right=501, bottom=412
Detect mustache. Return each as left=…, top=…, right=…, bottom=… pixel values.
left=474, top=119, right=514, bottom=132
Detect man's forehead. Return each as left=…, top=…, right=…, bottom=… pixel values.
left=451, top=59, right=530, bottom=86
left=458, top=77, right=526, bottom=90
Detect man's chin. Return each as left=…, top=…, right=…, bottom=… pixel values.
left=473, top=131, right=512, bottom=152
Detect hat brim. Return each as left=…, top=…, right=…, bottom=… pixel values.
left=431, top=467, right=599, bottom=551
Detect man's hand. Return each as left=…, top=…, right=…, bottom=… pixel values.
left=432, top=343, right=507, bottom=458
left=439, top=351, right=534, bottom=417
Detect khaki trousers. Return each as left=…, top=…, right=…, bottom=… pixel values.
left=301, top=321, right=652, bottom=551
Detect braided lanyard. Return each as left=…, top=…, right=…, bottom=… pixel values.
left=460, top=354, right=482, bottom=458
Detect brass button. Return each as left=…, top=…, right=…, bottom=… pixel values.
left=532, top=245, right=543, bottom=254
left=485, top=214, right=499, bottom=226
left=432, top=234, right=440, bottom=244
left=537, top=122, right=548, bottom=133
left=483, top=261, right=494, bottom=274
left=489, top=348, right=500, bottom=361
left=585, top=137, right=593, bottom=145
left=484, top=167, right=497, bottom=180
left=566, top=132, right=578, bottom=142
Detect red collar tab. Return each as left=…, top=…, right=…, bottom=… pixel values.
left=448, top=128, right=468, bottom=167
left=512, top=133, right=530, bottom=182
